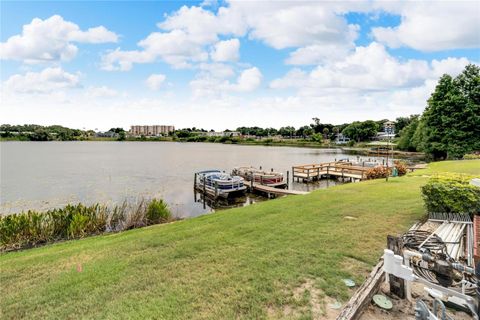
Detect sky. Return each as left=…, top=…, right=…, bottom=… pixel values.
left=1, top=0, right=479, bottom=131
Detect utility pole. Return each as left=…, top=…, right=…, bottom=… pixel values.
left=384, top=121, right=395, bottom=182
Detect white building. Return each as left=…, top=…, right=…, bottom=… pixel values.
left=335, top=133, right=351, bottom=144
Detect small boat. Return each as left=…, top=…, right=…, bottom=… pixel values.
left=195, top=170, right=246, bottom=198
left=232, top=166, right=286, bottom=187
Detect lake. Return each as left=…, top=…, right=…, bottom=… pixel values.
left=0, top=141, right=388, bottom=218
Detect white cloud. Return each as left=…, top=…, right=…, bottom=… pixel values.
left=198, top=63, right=235, bottom=79
left=210, top=39, right=240, bottom=62
left=227, top=67, right=262, bottom=92
left=3, top=67, right=81, bottom=93
left=286, top=44, right=352, bottom=65
left=0, top=15, right=118, bottom=63
left=85, top=86, right=118, bottom=98
left=231, top=2, right=359, bottom=50
left=145, top=74, right=167, bottom=91
left=372, top=1, right=480, bottom=51
left=101, top=6, right=225, bottom=70
left=190, top=66, right=262, bottom=98
left=101, top=2, right=360, bottom=70
left=271, top=43, right=437, bottom=92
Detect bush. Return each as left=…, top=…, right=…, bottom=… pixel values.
left=146, top=199, right=171, bottom=224
left=421, top=174, right=480, bottom=215
left=394, top=160, right=408, bottom=176
left=463, top=153, right=480, bottom=160
left=365, top=166, right=391, bottom=179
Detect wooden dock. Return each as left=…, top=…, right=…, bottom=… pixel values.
left=245, top=181, right=308, bottom=197
left=292, top=161, right=371, bottom=182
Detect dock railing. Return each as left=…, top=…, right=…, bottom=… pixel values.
left=292, top=161, right=372, bottom=181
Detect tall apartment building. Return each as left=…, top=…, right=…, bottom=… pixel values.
left=130, top=125, right=175, bottom=136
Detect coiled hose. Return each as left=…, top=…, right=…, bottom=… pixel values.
left=402, top=230, right=477, bottom=296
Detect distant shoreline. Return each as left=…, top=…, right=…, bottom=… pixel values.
left=0, top=138, right=425, bottom=158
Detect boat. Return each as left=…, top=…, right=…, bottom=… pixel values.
left=195, top=170, right=246, bottom=198
left=232, top=166, right=286, bottom=187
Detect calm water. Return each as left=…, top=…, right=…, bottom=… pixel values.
left=0, top=142, right=387, bottom=218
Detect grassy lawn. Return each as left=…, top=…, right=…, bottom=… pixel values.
left=1, top=160, right=478, bottom=319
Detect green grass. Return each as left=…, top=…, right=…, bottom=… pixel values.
left=1, top=160, right=478, bottom=319
left=409, top=159, right=480, bottom=176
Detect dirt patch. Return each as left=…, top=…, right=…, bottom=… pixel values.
left=359, top=282, right=473, bottom=320
left=62, top=253, right=94, bottom=271
left=268, top=279, right=342, bottom=319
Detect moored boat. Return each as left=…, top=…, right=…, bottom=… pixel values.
left=232, top=166, right=286, bottom=187
left=195, top=170, right=246, bottom=198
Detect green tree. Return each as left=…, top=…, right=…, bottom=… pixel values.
left=397, top=116, right=419, bottom=151
left=322, top=127, right=329, bottom=139
left=414, top=64, right=480, bottom=159
left=342, top=120, right=379, bottom=142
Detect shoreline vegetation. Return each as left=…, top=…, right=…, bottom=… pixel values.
left=0, top=198, right=172, bottom=252
left=1, top=160, right=478, bottom=319
left=1, top=134, right=425, bottom=158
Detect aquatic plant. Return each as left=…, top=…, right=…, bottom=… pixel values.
left=0, top=198, right=172, bottom=252
left=146, top=199, right=171, bottom=224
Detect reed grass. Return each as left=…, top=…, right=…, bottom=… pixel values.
left=0, top=198, right=171, bottom=252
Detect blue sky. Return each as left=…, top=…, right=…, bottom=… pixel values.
left=1, top=1, right=479, bottom=130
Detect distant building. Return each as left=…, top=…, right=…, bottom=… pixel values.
left=207, top=131, right=241, bottom=137
left=335, top=133, right=350, bottom=144
left=96, top=131, right=118, bottom=138
left=130, top=125, right=175, bottom=136
left=375, top=121, right=396, bottom=141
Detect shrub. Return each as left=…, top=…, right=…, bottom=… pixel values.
left=421, top=174, right=480, bottom=215
left=365, top=166, right=391, bottom=179
left=146, top=199, right=171, bottom=224
left=394, top=160, right=408, bottom=176
left=463, top=153, right=480, bottom=160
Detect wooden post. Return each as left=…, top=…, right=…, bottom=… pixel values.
left=203, top=176, right=206, bottom=195
left=194, top=173, right=197, bottom=190
left=387, top=235, right=405, bottom=298
left=271, top=168, right=273, bottom=172
left=286, top=170, right=289, bottom=189
left=250, top=176, right=253, bottom=190
left=260, top=165, right=262, bottom=170
left=307, top=168, right=310, bottom=182
left=317, top=167, right=320, bottom=180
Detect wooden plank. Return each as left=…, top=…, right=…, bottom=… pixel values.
left=336, top=260, right=385, bottom=320
left=250, top=182, right=308, bottom=195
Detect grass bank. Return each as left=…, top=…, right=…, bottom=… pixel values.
left=1, top=160, right=478, bottom=319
